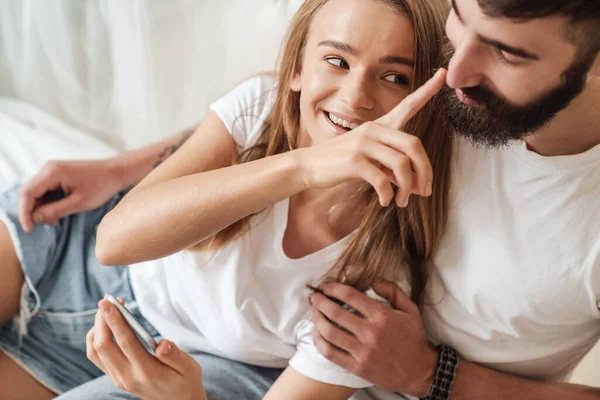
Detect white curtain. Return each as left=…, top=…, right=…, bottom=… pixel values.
left=0, top=0, right=301, bottom=150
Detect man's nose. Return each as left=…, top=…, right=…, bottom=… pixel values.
left=340, top=73, right=375, bottom=111
left=446, top=37, right=485, bottom=89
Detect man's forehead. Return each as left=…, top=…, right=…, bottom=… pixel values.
left=453, top=0, right=576, bottom=59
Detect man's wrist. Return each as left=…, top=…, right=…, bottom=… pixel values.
left=106, top=156, right=131, bottom=192
left=409, top=346, right=439, bottom=398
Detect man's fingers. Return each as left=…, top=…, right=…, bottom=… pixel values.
left=371, top=281, right=417, bottom=313
left=18, top=181, right=55, bottom=233
left=377, top=68, right=447, bottom=130
left=312, top=307, right=361, bottom=353
left=320, top=283, right=383, bottom=320
left=312, top=329, right=356, bottom=371
left=311, top=292, right=366, bottom=332
left=31, top=194, right=82, bottom=226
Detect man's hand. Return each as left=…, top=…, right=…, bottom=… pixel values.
left=18, top=159, right=124, bottom=232
left=311, top=281, right=438, bottom=398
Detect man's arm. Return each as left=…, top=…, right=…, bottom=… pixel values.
left=310, top=281, right=600, bottom=400
left=449, top=359, right=600, bottom=400
left=18, top=124, right=198, bottom=232
left=109, top=124, right=198, bottom=190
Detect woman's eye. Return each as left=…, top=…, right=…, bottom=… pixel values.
left=383, top=74, right=409, bottom=86
left=326, top=57, right=349, bottom=69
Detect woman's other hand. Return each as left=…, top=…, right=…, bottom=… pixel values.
left=87, top=297, right=207, bottom=400
left=18, top=159, right=125, bottom=232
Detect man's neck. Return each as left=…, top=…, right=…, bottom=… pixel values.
left=524, top=79, right=600, bottom=157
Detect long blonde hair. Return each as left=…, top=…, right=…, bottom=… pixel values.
left=200, top=0, right=453, bottom=305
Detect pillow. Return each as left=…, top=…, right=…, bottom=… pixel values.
left=0, top=97, right=116, bottom=190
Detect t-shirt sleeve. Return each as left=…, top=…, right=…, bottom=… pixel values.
left=209, top=74, right=278, bottom=151
left=593, top=257, right=600, bottom=312
left=289, top=318, right=375, bottom=389
left=289, top=279, right=413, bottom=389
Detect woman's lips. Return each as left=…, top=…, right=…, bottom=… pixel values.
left=324, top=111, right=353, bottom=135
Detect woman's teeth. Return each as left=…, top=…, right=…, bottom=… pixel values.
left=328, top=112, right=359, bottom=130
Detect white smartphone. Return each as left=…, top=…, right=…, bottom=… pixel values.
left=106, top=294, right=158, bottom=352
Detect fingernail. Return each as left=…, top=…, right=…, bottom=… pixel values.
left=162, top=342, right=173, bottom=355
left=425, top=182, right=432, bottom=197
left=402, top=195, right=410, bottom=208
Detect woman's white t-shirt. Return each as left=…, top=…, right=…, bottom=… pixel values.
left=129, top=75, right=403, bottom=388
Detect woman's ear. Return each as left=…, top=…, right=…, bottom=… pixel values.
left=290, top=72, right=302, bottom=92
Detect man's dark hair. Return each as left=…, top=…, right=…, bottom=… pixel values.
left=477, top=0, right=600, bottom=55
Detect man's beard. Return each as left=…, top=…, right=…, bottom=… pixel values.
left=439, top=41, right=594, bottom=148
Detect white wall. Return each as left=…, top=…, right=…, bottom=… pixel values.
left=0, top=0, right=302, bottom=150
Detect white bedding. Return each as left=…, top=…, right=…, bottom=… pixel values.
left=0, top=98, right=116, bottom=190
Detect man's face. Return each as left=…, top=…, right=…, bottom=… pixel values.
left=442, top=0, right=595, bottom=148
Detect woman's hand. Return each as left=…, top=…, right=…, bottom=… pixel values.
left=18, top=159, right=125, bottom=232
left=87, top=297, right=207, bottom=400
left=297, top=69, right=446, bottom=208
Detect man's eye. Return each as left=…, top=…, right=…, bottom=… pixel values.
left=326, top=57, right=349, bottom=69
left=497, top=49, right=522, bottom=66
left=383, top=73, right=409, bottom=86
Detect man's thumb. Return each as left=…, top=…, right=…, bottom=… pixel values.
left=372, top=280, right=414, bottom=312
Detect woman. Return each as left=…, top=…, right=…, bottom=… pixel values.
left=0, top=0, right=452, bottom=398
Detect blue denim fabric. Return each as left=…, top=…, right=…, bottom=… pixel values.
left=57, top=352, right=283, bottom=400
left=0, top=185, right=157, bottom=394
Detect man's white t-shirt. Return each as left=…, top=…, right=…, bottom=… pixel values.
left=357, top=132, right=600, bottom=400
left=130, top=75, right=410, bottom=389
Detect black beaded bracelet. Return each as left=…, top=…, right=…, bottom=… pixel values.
left=420, top=344, right=459, bottom=400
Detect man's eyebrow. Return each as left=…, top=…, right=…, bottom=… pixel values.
left=478, top=36, right=540, bottom=60
left=318, top=40, right=415, bottom=67
left=451, top=0, right=539, bottom=61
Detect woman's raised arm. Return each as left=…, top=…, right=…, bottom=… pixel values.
left=95, top=110, right=306, bottom=266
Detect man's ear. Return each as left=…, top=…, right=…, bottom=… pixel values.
left=290, top=71, right=302, bottom=92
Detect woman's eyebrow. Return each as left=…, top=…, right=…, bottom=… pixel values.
left=318, top=40, right=355, bottom=55
left=379, top=55, right=415, bottom=68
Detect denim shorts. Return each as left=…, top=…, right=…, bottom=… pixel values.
left=0, top=185, right=158, bottom=395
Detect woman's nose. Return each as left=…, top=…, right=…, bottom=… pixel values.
left=340, top=74, right=375, bottom=111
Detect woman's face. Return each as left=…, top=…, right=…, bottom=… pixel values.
left=291, top=0, right=415, bottom=147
